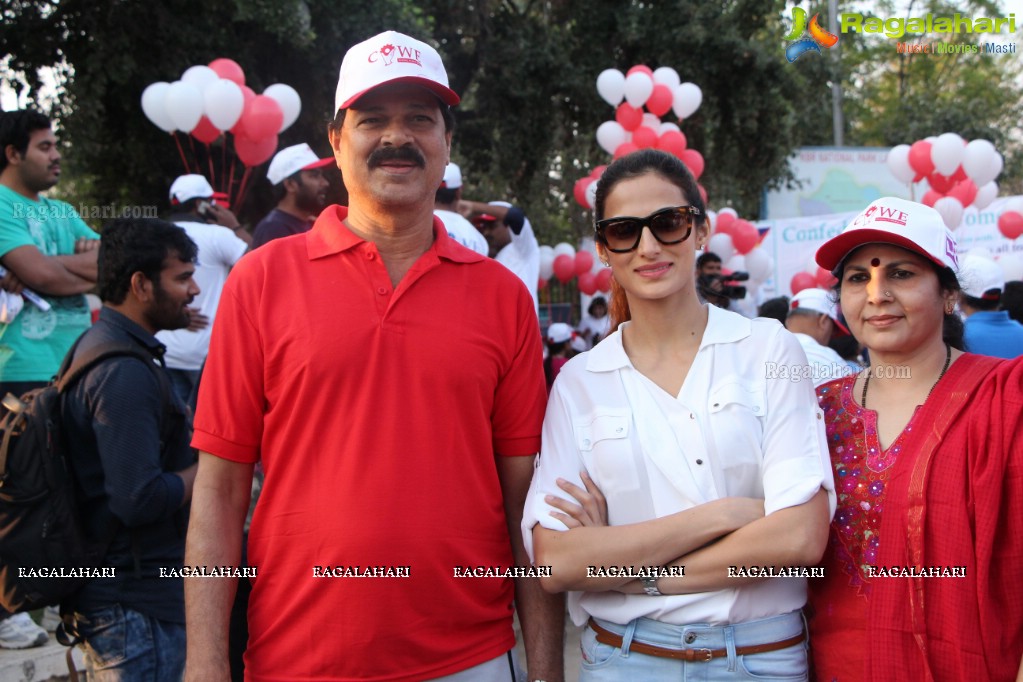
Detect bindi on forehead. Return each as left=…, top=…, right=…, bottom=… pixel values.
left=871, top=258, right=880, bottom=267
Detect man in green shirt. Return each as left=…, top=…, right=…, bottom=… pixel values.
left=0, top=109, right=98, bottom=397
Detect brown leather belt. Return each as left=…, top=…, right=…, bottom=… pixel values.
left=587, top=617, right=805, bottom=663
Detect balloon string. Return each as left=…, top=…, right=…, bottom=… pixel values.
left=236, top=166, right=253, bottom=212
left=207, top=143, right=216, bottom=188
left=188, top=135, right=198, bottom=174
left=221, top=139, right=228, bottom=194
left=227, top=154, right=237, bottom=207
left=172, top=133, right=191, bottom=173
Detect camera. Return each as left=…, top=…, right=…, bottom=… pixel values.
left=698, top=274, right=747, bottom=301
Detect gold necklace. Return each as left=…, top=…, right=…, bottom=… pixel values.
left=861, top=344, right=951, bottom=409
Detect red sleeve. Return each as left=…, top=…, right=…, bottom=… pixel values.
left=491, top=281, right=545, bottom=457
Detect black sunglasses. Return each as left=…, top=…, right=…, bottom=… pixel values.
left=594, top=205, right=700, bottom=253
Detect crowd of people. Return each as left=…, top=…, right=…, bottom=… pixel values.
left=0, top=26, right=1021, bottom=682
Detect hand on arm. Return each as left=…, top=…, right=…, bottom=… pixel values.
left=209, top=205, right=252, bottom=246
left=184, top=452, right=254, bottom=682
left=498, top=455, right=565, bottom=682
left=3, top=244, right=95, bottom=295
left=186, top=308, right=210, bottom=332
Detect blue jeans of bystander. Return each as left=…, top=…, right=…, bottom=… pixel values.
left=75, top=604, right=185, bottom=682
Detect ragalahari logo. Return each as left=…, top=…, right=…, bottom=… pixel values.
left=784, top=8, right=839, bottom=62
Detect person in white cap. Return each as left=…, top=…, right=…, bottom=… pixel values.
left=161, top=174, right=249, bottom=407
left=463, top=198, right=541, bottom=317
left=784, top=287, right=854, bottom=387
left=958, top=253, right=1023, bottom=359
left=251, top=143, right=333, bottom=249
left=185, top=30, right=564, bottom=682
left=808, top=197, right=1023, bottom=681
left=434, top=161, right=488, bottom=255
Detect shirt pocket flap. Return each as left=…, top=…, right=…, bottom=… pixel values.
left=574, top=412, right=631, bottom=452
left=708, top=382, right=764, bottom=416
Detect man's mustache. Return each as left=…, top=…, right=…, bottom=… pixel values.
left=368, top=146, right=425, bottom=169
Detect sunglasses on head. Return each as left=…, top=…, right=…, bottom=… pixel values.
left=594, top=205, right=700, bottom=253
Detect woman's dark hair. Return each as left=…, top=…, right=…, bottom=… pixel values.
left=1002, top=281, right=1023, bottom=324
left=593, top=150, right=706, bottom=332
left=832, top=251, right=964, bottom=351
left=587, top=296, right=607, bottom=317
left=98, top=218, right=198, bottom=304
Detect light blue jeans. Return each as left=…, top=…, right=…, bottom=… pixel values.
left=74, top=604, right=185, bottom=682
left=580, top=610, right=808, bottom=681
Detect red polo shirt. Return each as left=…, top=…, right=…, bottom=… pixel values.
left=193, top=206, right=545, bottom=681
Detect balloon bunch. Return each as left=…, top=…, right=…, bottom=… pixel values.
left=574, top=66, right=706, bottom=210
left=791, top=268, right=838, bottom=297
left=538, top=244, right=612, bottom=295
left=705, top=208, right=774, bottom=298
left=886, top=134, right=1003, bottom=230
left=141, top=58, right=303, bottom=207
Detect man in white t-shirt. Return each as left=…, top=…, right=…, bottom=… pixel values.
left=463, top=199, right=540, bottom=316
left=434, top=163, right=488, bottom=256
left=784, top=287, right=851, bottom=387
left=157, top=174, right=249, bottom=406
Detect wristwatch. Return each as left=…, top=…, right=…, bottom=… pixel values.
left=641, top=575, right=661, bottom=596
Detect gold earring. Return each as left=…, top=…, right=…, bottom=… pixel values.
left=945, top=301, right=954, bottom=314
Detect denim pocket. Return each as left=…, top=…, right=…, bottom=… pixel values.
left=77, top=604, right=128, bottom=669
left=737, top=640, right=809, bottom=680
left=579, top=625, right=622, bottom=670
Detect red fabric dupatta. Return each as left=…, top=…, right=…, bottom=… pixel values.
left=865, top=354, right=1023, bottom=682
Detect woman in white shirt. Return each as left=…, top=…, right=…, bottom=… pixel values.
left=522, top=149, right=835, bottom=680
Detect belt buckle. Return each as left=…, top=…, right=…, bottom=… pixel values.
left=694, top=648, right=714, bottom=662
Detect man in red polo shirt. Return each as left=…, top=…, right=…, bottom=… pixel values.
left=183, top=30, right=564, bottom=682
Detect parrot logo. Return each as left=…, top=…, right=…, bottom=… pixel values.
left=784, top=8, right=839, bottom=62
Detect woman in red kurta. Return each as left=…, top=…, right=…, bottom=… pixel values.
left=809, top=197, right=1023, bottom=682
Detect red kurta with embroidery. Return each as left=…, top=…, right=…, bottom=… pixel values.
left=809, top=354, right=1023, bottom=682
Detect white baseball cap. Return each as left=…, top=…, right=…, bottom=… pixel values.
left=816, top=197, right=959, bottom=273
left=959, top=253, right=1004, bottom=299
left=334, top=30, right=460, bottom=113
left=441, top=162, right=462, bottom=189
left=266, top=143, right=334, bottom=185
left=546, top=323, right=574, bottom=344
left=790, top=287, right=850, bottom=336
left=169, top=174, right=214, bottom=204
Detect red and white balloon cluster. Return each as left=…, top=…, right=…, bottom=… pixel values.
left=574, top=66, right=706, bottom=210
left=141, top=59, right=301, bottom=168
left=538, top=244, right=613, bottom=294
left=706, top=208, right=774, bottom=296
left=887, top=134, right=1003, bottom=230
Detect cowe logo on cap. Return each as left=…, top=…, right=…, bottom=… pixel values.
left=862, top=204, right=909, bottom=227
left=369, top=42, right=423, bottom=68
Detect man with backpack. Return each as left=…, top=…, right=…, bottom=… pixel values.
left=59, top=218, right=199, bottom=680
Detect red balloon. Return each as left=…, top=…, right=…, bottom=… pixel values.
left=680, top=149, right=704, bottom=180
left=646, top=84, right=673, bottom=116
left=615, top=103, right=643, bottom=132
left=951, top=165, right=967, bottom=183
left=921, top=189, right=942, bottom=207
left=731, top=220, right=759, bottom=255
left=578, top=272, right=598, bottom=295
left=716, top=211, right=737, bottom=234
left=998, top=211, right=1023, bottom=240
left=573, top=178, right=592, bottom=208
left=655, top=130, right=687, bottom=158
left=949, top=179, right=977, bottom=207
left=191, top=116, right=220, bottom=144
left=596, top=267, right=613, bottom=292
left=230, top=85, right=256, bottom=137
left=790, top=272, right=817, bottom=295
left=631, top=126, right=657, bottom=149
left=590, top=164, right=608, bottom=179
left=538, top=277, right=548, bottom=290
left=908, top=140, right=934, bottom=176
left=234, top=133, right=278, bottom=167
left=574, top=250, right=595, bottom=276
left=815, top=266, right=838, bottom=289
left=553, top=254, right=575, bottom=283
left=613, top=142, right=639, bottom=159
left=626, top=65, right=653, bottom=77
left=242, top=96, right=283, bottom=140
left=928, top=172, right=954, bottom=194
left=209, top=58, right=245, bottom=86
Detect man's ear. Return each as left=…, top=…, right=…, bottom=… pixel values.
left=282, top=176, right=299, bottom=196
left=4, top=144, right=23, bottom=166
left=130, top=271, right=154, bottom=303
left=328, top=125, right=342, bottom=164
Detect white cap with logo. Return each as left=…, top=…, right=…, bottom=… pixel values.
left=815, top=197, right=959, bottom=273
left=790, top=287, right=850, bottom=336
left=169, top=174, right=214, bottom=205
left=546, top=323, right=574, bottom=344
left=334, top=30, right=460, bottom=113
left=266, top=143, right=334, bottom=185
left=441, top=163, right=462, bottom=189
left=959, top=253, right=1005, bottom=299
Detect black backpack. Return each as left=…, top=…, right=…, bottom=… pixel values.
left=0, top=339, right=162, bottom=613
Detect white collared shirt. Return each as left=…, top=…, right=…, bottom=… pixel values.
left=523, top=304, right=836, bottom=626
left=793, top=333, right=855, bottom=388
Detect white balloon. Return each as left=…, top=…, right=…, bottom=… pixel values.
left=181, top=65, right=219, bottom=92
left=745, top=248, right=773, bottom=282
left=658, top=121, right=681, bottom=135
left=165, top=81, right=204, bottom=133
left=642, top=113, right=661, bottom=130
left=263, top=83, right=302, bottom=132
left=974, top=181, right=998, bottom=210
left=553, top=242, right=576, bottom=259
left=596, top=121, right=627, bottom=155
left=623, top=72, right=654, bottom=108
left=538, top=245, right=555, bottom=280
left=707, top=233, right=735, bottom=262
left=886, top=144, right=915, bottom=184
left=585, top=181, right=598, bottom=209
left=141, top=82, right=176, bottom=132
left=673, top=82, right=703, bottom=119
left=962, top=139, right=997, bottom=184
left=705, top=209, right=717, bottom=231
left=725, top=255, right=747, bottom=272
left=933, top=196, right=964, bottom=230
left=995, top=253, right=1023, bottom=282
left=652, top=66, right=680, bottom=90
left=988, top=152, right=1005, bottom=186
left=718, top=207, right=738, bottom=220
left=203, top=79, right=244, bottom=131
left=596, top=69, right=625, bottom=107
left=931, top=132, right=965, bottom=176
